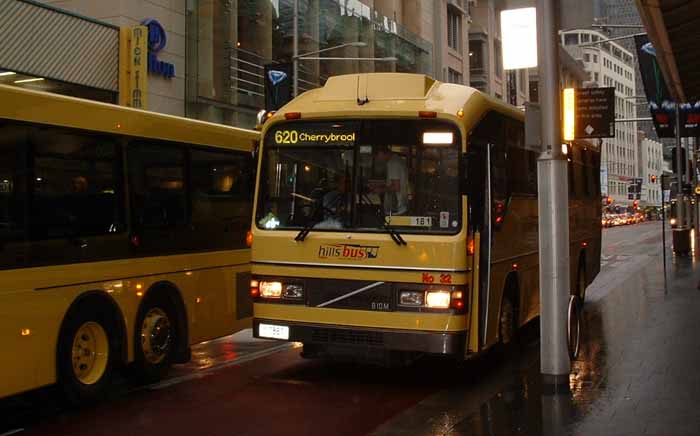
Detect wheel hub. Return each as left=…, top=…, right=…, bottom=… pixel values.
left=141, top=308, right=172, bottom=364
left=71, top=321, right=109, bottom=385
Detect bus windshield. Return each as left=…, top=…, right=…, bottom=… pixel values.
left=256, top=119, right=461, bottom=234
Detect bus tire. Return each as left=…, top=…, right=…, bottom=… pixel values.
left=576, top=260, right=587, bottom=304
left=567, top=295, right=582, bottom=360
left=498, top=288, right=518, bottom=347
left=56, top=300, right=116, bottom=406
left=133, top=293, right=178, bottom=383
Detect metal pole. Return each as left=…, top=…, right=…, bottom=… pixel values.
left=676, top=104, right=684, bottom=228
left=661, top=175, right=668, bottom=294
left=292, top=0, right=299, bottom=97
left=537, top=0, right=570, bottom=379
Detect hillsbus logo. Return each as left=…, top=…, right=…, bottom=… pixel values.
left=318, top=244, right=379, bottom=260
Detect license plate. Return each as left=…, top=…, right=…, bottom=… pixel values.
left=259, top=323, right=290, bottom=340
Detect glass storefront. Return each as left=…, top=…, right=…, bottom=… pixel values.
left=185, top=0, right=433, bottom=129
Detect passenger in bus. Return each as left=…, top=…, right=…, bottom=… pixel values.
left=373, top=146, right=409, bottom=215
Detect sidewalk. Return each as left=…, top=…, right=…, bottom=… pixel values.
left=372, top=230, right=700, bottom=436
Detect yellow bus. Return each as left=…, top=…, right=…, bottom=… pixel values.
left=0, top=85, right=257, bottom=402
left=250, top=73, right=601, bottom=361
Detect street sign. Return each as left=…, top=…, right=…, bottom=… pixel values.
left=574, top=87, right=615, bottom=139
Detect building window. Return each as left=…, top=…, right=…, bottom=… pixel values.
left=448, top=68, right=463, bottom=84
left=469, top=39, right=485, bottom=73
left=494, top=39, right=502, bottom=78
left=448, top=8, right=461, bottom=51
left=593, top=54, right=598, bottom=63
left=584, top=53, right=590, bottom=62
left=564, top=33, right=579, bottom=46
left=594, top=72, right=599, bottom=82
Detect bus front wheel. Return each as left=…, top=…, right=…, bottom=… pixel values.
left=57, top=301, right=116, bottom=405
left=498, top=292, right=518, bottom=346
left=133, top=295, right=177, bottom=383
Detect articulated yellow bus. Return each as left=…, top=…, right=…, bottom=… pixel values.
left=250, top=73, right=601, bottom=360
left=0, top=85, right=257, bottom=402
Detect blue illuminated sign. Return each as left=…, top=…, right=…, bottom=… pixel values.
left=142, top=19, right=175, bottom=79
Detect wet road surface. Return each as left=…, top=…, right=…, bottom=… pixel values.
left=2, top=221, right=697, bottom=436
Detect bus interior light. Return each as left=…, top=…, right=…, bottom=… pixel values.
left=259, top=281, right=283, bottom=298
left=426, top=290, right=451, bottom=309
left=399, top=291, right=425, bottom=306
left=457, top=109, right=465, bottom=118
left=423, top=132, right=454, bottom=145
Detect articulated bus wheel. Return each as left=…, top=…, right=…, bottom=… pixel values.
left=57, top=303, right=115, bottom=405
left=567, top=295, right=582, bottom=361
left=133, top=297, right=177, bottom=383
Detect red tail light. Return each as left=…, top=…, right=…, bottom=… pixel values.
left=419, top=111, right=437, bottom=118
left=285, top=112, right=301, bottom=120
left=250, top=279, right=260, bottom=298
left=450, top=290, right=466, bottom=310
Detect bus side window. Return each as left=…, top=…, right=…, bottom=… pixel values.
left=128, top=141, right=187, bottom=254
left=0, top=123, right=29, bottom=269
left=190, top=148, right=254, bottom=250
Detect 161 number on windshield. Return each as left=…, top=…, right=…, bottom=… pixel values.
left=275, top=130, right=298, bottom=144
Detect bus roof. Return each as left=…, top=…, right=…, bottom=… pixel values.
left=268, top=73, right=524, bottom=130
left=0, top=84, right=258, bottom=150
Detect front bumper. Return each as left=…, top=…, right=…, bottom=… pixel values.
left=253, top=318, right=466, bottom=356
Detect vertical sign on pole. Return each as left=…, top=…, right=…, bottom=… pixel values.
left=119, top=26, right=148, bottom=109
left=129, top=26, right=148, bottom=110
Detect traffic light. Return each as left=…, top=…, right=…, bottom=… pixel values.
left=633, top=200, right=639, bottom=209
left=651, top=174, right=657, bottom=183
left=606, top=196, right=613, bottom=205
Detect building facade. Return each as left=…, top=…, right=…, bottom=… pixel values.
left=562, top=29, right=639, bottom=206
left=468, top=0, right=529, bottom=105
left=0, top=0, right=478, bottom=129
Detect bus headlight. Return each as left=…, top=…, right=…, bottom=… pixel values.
left=399, top=291, right=424, bottom=306
left=259, top=281, right=283, bottom=298
left=425, top=291, right=451, bottom=309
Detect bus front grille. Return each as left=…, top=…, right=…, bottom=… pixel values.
left=311, top=327, right=384, bottom=346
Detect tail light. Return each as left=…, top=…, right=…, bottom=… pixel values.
left=250, top=280, right=259, bottom=298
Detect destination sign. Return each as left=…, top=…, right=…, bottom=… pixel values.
left=269, top=123, right=358, bottom=146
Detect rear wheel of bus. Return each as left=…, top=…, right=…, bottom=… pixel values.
left=57, top=300, right=118, bottom=405
left=133, top=292, right=179, bottom=383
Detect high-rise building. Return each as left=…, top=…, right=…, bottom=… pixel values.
left=562, top=29, right=639, bottom=206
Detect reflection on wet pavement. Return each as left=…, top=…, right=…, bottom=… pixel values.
left=376, top=223, right=700, bottom=436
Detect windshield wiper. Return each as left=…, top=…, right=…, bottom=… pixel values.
left=294, top=192, right=345, bottom=242
left=358, top=192, right=407, bottom=246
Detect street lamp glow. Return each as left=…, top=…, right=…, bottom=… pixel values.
left=501, top=8, right=538, bottom=69
left=563, top=88, right=576, bottom=141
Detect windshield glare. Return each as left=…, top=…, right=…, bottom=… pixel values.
left=256, top=120, right=461, bottom=234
